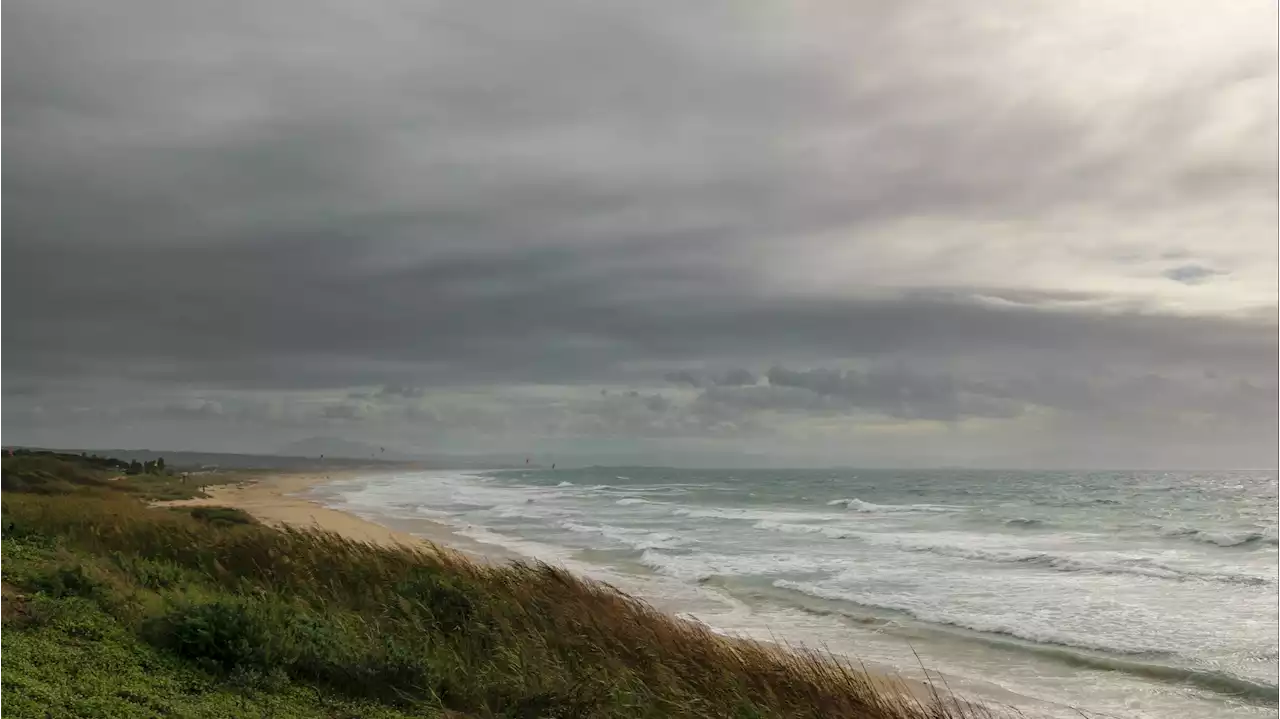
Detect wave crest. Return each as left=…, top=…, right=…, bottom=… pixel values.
left=772, top=580, right=1278, bottom=704
left=750, top=522, right=1271, bottom=585
left=615, top=497, right=659, bottom=506
left=825, top=498, right=957, bottom=513
left=771, top=580, right=1278, bottom=706
left=560, top=521, right=689, bottom=551
left=1162, top=527, right=1279, bottom=549
left=1003, top=518, right=1045, bottom=528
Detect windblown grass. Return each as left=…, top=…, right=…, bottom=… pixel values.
left=2, top=455, right=1002, bottom=719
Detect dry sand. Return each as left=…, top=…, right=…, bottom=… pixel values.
left=159, top=470, right=507, bottom=562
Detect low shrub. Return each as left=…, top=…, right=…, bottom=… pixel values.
left=183, top=506, right=258, bottom=527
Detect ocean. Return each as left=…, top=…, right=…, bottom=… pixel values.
left=309, top=467, right=1278, bottom=718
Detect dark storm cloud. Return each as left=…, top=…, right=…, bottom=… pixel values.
left=377, top=385, right=427, bottom=400
left=718, top=368, right=759, bottom=387
left=664, top=368, right=758, bottom=388
left=663, top=371, right=705, bottom=388
left=157, top=400, right=226, bottom=420
left=3, top=0, right=1275, bottom=465
left=1, top=0, right=1152, bottom=257
left=1163, top=264, right=1227, bottom=285
left=3, top=385, right=42, bottom=397
left=763, top=365, right=1021, bottom=421
left=7, top=1, right=1270, bottom=251
left=744, top=363, right=1277, bottom=426
left=320, top=403, right=369, bottom=421
left=6, top=236, right=1274, bottom=391
left=644, top=395, right=672, bottom=413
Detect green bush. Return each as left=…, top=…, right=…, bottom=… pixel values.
left=148, top=598, right=269, bottom=672
left=148, top=596, right=454, bottom=705
left=29, top=564, right=113, bottom=602
left=183, top=506, right=258, bottom=527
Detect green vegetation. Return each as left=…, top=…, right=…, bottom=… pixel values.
left=179, top=505, right=259, bottom=527
left=4, top=448, right=168, bottom=476
left=1, top=451, right=246, bottom=502
left=2, top=454, right=991, bottom=719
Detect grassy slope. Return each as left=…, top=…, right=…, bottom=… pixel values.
left=1, top=455, right=985, bottom=719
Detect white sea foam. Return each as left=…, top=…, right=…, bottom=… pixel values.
left=559, top=521, right=689, bottom=550
left=491, top=503, right=571, bottom=521
left=615, top=497, right=660, bottom=506
left=771, top=579, right=1171, bottom=657
left=894, top=543, right=1271, bottom=585
left=750, top=522, right=1271, bottom=585
left=671, top=506, right=845, bottom=523
left=638, top=549, right=838, bottom=582
left=826, top=497, right=959, bottom=513
left=1160, top=526, right=1279, bottom=549
left=310, top=467, right=1280, bottom=719
left=752, top=519, right=861, bottom=539
left=452, top=525, right=578, bottom=563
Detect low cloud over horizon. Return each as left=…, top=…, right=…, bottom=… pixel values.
left=4, top=0, right=1277, bottom=468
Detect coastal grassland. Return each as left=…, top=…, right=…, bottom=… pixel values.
left=2, top=454, right=992, bottom=719
left=0, top=450, right=250, bottom=501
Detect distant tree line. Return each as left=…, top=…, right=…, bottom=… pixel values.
left=127, top=458, right=166, bottom=475
left=4, top=448, right=166, bottom=475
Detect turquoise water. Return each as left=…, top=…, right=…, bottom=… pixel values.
left=316, top=467, right=1279, bottom=718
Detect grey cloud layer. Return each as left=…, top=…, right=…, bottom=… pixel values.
left=9, top=0, right=1273, bottom=263
left=3, top=0, right=1275, bottom=465
left=8, top=236, right=1274, bottom=391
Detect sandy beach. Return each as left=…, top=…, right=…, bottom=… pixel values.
left=160, top=470, right=503, bottom=561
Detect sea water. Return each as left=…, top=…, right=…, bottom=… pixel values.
left=311, top=467, right=1278, bottom=718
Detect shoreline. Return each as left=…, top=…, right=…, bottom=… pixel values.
left=160, top=470, right=1015, bottom=714
left=159, top=470, right=512, bottom=563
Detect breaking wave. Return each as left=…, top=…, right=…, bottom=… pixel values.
left=560, top=521, right=689, bottom=551
left=1162, top=527, right=1279, bottom=549
left=750, top=521, right=1271, bottom=585
left=771, top=580, right=1278, bottom=706
left=1003, top=518, right=1046, bottom=528
left=909, top=546, right=1272, bottom=586
left=825, top=498, right=958, bottom=513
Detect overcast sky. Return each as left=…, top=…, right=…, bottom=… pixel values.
left=4, top=0, right=1277, bottom=468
